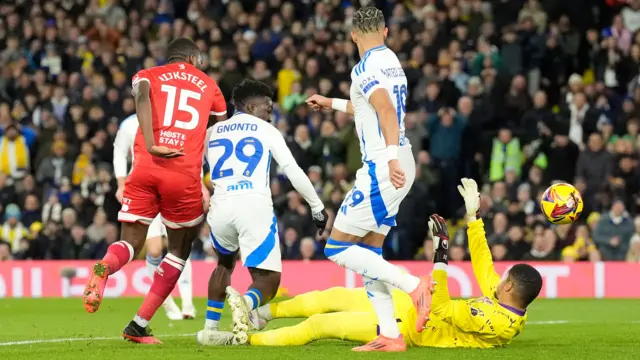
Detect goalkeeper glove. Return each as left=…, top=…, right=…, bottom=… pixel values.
left=428, top=214, right=449, bottom=265
left=457, top=178, right=480, bottom=219
left=312, top=208, right=329, bottom=235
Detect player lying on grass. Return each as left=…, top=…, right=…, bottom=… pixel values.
left=198, top=178, right=543, bottom=349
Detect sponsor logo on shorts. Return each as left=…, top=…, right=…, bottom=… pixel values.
left=226, top=180, right=253, bottom=192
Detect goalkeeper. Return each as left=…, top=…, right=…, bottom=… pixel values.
left=199, top=178, right=543, bottom=349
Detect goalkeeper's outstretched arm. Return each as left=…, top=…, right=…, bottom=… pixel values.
left=457, top=178, right=501, bottom=297
left=426, top=214, right=498, bottom=337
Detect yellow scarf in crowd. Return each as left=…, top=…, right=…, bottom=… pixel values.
left=1, top=222, right=28, bottom=253
left=73, top=154, right=91, bottom=185
left=0, top=136, right=29, bottom=176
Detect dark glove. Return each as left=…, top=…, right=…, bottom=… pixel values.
left=312, top=208, right=329, bottom=235
left=428, top=214, right=449, bottom=264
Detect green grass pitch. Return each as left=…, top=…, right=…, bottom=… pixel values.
left=1, top=298, right=639, bottom=359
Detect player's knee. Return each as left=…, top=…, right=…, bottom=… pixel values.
left=256, top=269, right=281, bottom=292
left=146, top=237, right=163, bottom=256
left=216, top=253, right=236, bottom=271
left=268, top=271, right=281, bottom=291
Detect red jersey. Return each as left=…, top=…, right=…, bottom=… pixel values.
left=131, top=62, right=226, bottom=179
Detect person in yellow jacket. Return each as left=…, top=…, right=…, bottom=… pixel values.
left=0, top=123, right=30, bottom=178
left=490, top=128, right=522, bottom=182
left=198, top=179, right=543, bottom=350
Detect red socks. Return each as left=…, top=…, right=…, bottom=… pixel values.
left=136, top=254, right=185, bottom=321
left=102, top=241, right=134, bottom=274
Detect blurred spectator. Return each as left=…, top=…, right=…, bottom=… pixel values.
left=505, top=226, right=530, bottom=260
left=428, top=107, right=466, bottom=217
left=540, top=127, right=580, bottom=184
left=0, top=204, right=28, bottom=253
left=300, top=237, right=320, bottom=261
left=281, top=227, right=300, bottom=260
left=576, top=133, right=614, bottom=204
left=628, top=220, right=640, bottom=261
left=21, top=194, right=41, bottom=227
left=593, top=200, right=634, bottom=260
left=0, top=243, right=11, bottom=261
left=518, top=0, right=548, bottom=34
left=488, top=212, right=509, bottom=245
left=490, top=128, right=521, bottom=182
left=86, top=208, right=108, bottom=243
left=523, top=228, right=560, bottom=261
left=0, top=123, right=30, bottom=179
left=521, top=91, right=554, bottom=145
left=36, top=141, right=74, bottom=189
left=564, top=92, right=598, bottom=149
left=622, top=0, right=640, bottom=33
left=562, top=224, right=601, bottom=262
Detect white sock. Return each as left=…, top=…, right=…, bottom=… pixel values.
left=244, top=295, right=256, bottom=310
left=178, top=257, right=193, bottom=309
left=146, top=254, right=179, bottom=310
left=326, top=245, right=420, bottom=293
left=145, top=254, right=162, bottom=278
left=257, top=305, right=273, bottom=321
left=365, top=276, right=401, bottom=338
left=133, top=315, right=149, bottom=328
left=205, top=319, right=219, bottom=330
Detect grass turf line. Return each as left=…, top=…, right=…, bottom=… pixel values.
left=0, top=298, right=639, bottom=360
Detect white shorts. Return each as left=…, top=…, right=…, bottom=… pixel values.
left=147, top=214, right=167, bottom=239
left=207, top=194, right=281, bottom=272
left=334, top=145, right=416, bottom=237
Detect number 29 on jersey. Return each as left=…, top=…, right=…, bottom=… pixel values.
left=209, top=137, right=264, bottom=180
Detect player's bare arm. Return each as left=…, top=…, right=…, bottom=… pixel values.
left=368, top=88, right=405, bottom=189
left=306, top=94, right=354, bottom=115
left=133, top=80, right=184, bottom=158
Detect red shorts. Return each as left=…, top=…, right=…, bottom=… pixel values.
left=118, top=166, right=204, bottom=229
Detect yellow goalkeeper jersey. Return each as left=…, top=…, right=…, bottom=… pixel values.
left=393, top=219, right=527, bottom=348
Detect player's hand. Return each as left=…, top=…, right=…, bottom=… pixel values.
left=429, top=214, right=449, bottom=242
left=389, top=159, right=406, bottom=189
left=428, top=214, right=449, bottom=262
left=312, top=208, right=329, bottom=235
left=306, top=94, right=332, bottom=111
left=148, top=145, right=184, bottom=158
left=457, top=178, right=480, bottom=217
left=115, top=186, right=124, bottom=204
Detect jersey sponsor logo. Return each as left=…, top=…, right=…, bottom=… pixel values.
left=358, top=76, right=379, bottom=95
left=159, top=129, right=186, bottom=146
left=226, top=180, right=254, bottom=192
left=380, top=67, right=406, bottom=78
left=216, top=123, right=259, bottom=133
left=470, top=307, right=485, bottom=317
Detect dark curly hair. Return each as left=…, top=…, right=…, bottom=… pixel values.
left=508, top=264, right=543, bottom=308
left=231, top=79, right=273, bottom=107
left=353, top=6, right=385, bottom=34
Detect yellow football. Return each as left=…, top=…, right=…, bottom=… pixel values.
left=540, top=183, right=584, bottom=224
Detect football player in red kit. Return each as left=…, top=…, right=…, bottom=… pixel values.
left=82, top=38, right=227, bottom=343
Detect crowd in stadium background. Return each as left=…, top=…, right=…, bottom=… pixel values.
left=2, top=0, right=640, bottom=264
